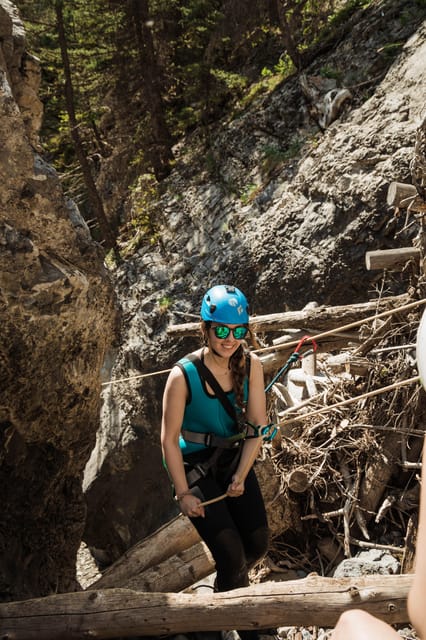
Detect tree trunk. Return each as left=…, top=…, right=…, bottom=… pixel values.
left=90, top=517, right=213, bottom=594
left=0, top=575, right=412, bottom=640
left=54, top=1, right=120, bottom=260
left=275, top=0, right=303, bottom=69
left=130, top=0, right=174, bottom=180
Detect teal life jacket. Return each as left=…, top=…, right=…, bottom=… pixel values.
left=177, top=353, right=249, bottom=455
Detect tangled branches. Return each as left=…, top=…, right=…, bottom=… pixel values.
left=263, top=306, right=426, bottom=577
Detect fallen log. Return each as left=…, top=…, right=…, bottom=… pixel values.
left=256, top=296, right=424, bottom=357
left=326, top=352, right=370, bottom=376
left=167, top=295, right=408, bottom=337
left=387, top=181, right=426, bottom=212
left=120, top=541, right=214, bottom=593
left=0, top=574, right=412, bottom=640
left=91, top=515, right=201, bottom=590
left=365, top=248, right=421, bottom=271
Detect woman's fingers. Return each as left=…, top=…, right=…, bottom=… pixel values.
left=181, top=495, right=205, bottom=518
left=227, top=480, right=245, bottom=497
left=190, top=503, right=205, bottom=517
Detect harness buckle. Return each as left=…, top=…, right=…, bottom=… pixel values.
left=194, top=463, right=208, bottom=478
left=204, top=433, right=213, bottom=447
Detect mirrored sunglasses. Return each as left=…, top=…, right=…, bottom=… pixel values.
left=212, top=325, right=248, bottom=340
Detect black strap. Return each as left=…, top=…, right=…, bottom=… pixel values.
left=184, top=446, right=242, bottom=487
left=185, top=353, right=237, bottom=422
left=185, top=447, right=227, bottom=486
left=181, top=428, right=244, bottom=448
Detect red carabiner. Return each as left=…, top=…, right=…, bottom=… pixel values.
left=294, top=335, right=318, bottom=355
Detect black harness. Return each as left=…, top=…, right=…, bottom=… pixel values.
left=180, top=352, right=250, bottom=487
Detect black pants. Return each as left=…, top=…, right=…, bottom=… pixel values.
left=186, top=451, right=269, bottom=640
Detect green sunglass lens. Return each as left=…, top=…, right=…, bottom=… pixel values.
left=214, top=326, right=230, bottom=338
left=234, top=327, right=248, bottom=339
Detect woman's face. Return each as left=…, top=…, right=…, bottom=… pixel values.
left=208, top=323, right=247, bottom=358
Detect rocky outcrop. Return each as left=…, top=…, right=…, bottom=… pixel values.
left=82, top=3, right=426, bottom=565
left=0, top=1, right=118, bottom=600
left=0, top=0, right=42, bottom=149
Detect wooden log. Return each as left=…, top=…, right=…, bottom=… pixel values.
left=122, top=541, right=214, bottom=593
left=287, top=468, right=311, bottom=493
left=167, top=295, right=408, bottom=337
left=0, top=575, right=412, bottom=640
left=91, top=515, right=201, bottom=590
left=365, top=248, right=421, bottom=271
left=302, top=351, right=317, bottom=376
left=358, top=430, right=405, bottom=527
left=401, top=515, right=418, bottom=574
left=326, top=352, right=371, bottom=377
left=387, top=181, right=426, bottom=211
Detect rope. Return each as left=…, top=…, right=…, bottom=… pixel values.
left=275, top=375, right=421, bottom=429
left=101, top=368, right=171, bottom=386
left=101, top=297, right=426, bottom=387
left=255, top=296, right=426, bottom=355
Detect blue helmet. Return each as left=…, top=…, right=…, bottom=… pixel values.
left=200, top=285, right=249, bottom=324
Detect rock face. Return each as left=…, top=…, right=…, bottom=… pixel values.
left=0, top=1, right=118, bottom=600
left=83, top=3, right=426, bottom=565
left=2, top=0, right=424, bottom=593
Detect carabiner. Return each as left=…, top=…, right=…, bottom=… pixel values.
left=294, top=335, right=318, bottom=355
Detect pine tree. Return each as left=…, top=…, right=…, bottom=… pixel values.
left=54, top=0, right=120, bottom=259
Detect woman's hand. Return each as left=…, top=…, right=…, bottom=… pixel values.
left=178, top=493, right=205, bottom=518
left=227, top=474, right=245, bottom=498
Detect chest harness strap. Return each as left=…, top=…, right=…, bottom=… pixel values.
left=181, top=429, right=245, bottom=449
left=181, top=353, right=249, bottom=487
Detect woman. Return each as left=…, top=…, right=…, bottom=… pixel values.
left=161, top=284, right=270, bottom=640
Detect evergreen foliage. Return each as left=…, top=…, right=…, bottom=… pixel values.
left=13, top=0, right=375, bottom=244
